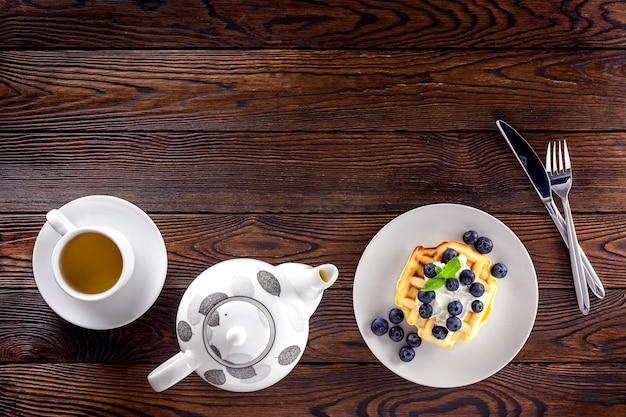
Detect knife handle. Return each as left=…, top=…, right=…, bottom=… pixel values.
left=545, top=201, right=605, bottom=299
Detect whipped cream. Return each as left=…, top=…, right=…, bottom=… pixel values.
left=425, top=255, right=486, bottom=327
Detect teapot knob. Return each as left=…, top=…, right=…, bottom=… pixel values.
left=205, top=297, right=276, bottom=368
left=226, top=326, right=246, bottom=346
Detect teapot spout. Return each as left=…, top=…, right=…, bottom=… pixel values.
left=311, top=263, right=339, bottom=291
left=276, top=263, right=338, bottom=317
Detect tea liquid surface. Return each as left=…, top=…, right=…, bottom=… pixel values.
left=60, top=232, right=123, bottom=294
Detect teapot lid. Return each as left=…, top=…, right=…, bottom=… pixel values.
left=204, top=297, right=275, bottom=368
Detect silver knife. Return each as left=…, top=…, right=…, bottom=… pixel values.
left=496, top=120, right=604, bottom=299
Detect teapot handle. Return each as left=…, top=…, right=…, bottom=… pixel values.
left=148, top=349, right=198, bottom=392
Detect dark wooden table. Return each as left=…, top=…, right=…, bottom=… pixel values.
left=2, top=1, right=626, bottom=415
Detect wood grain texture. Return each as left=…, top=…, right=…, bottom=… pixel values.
left=2, top=0, right=626, bottom=49
left=2, top=50, right=626, bottom=132
left=1, top=288, right=625, bottom=365
left=1, top=363, right=625, bottom=417
left=3, top=0, right=626, bottom=414
left=1, top=132, right=625, bottom=213
left=2, top=212, right=625, bottom=290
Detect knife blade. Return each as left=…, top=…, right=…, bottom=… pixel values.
left=496, top=120, right=604, bottom=299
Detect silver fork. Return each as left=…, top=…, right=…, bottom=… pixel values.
left=546, top=141, right=589, bottom=315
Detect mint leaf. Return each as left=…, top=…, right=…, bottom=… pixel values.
left=440, top=256, right=461, bottom=278
left=435, top=265, right=443, bottom=276
left=422, top=278, right=445, bottom=292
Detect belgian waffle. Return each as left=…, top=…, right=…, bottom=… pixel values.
left=395, top=240, right=498, bottom=348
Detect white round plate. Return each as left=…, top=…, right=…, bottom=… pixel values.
left=33, top=195, right=168, bottom=330
left=353, top=203, right=537, bottom=388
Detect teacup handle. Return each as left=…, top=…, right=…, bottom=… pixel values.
left=46, top=209, right=76, bottom=236
left=148, top=350, right=198, bottom=392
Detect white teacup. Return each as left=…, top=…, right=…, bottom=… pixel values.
left=47, top=209, right=135, bottom=302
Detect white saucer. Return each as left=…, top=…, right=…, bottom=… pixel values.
left=353, top=203, right=538, bottom=388
left=33, top=195, right=168, bottom=330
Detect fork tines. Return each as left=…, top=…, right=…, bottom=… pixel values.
left=546, top=140, right=571, bottom=174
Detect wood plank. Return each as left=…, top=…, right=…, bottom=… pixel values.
left=1, top=132, right=625, bottom=213
left=2, top=0, right=626, bottom=49
left=0, top=363, right=624, bottom=416
left=1, top=288, right=624, bottom=364
left=2, top=50, right=626, bottom=132
left=1, top=213, right=624, bottom=290
left=3, top=0, right=624, bottom=413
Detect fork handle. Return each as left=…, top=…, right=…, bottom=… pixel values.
left=562, top=198, right=590, bottom=315
left=545, top=200, right=604, bottom=298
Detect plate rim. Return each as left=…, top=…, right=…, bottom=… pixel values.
left=352, top=203, right=538, bottom=388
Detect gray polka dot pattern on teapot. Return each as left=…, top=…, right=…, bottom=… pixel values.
left=209, top=345, right=221, bottom=359
left=207, top=309, right=220, bottom=327
left=187, top=294, right=205, bottom=325
left=230, top=275, right=255, bottom=297
left=257, top=270, right=281, bottom=296
left=278, top=345, right=301, bottom=366
left=241, top=364, right=271, bottom=384
left=177, top=321, right=193, bottom=342
left=227, top=366, right=256, bottom=380
left=284, top=303, right=305, bottom=332
left=199, top=292, right=228, bottom=315
left=204, top=369, right=226, bottom=385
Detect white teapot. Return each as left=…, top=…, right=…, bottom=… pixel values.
left=148, top=259, right=338, bottom=392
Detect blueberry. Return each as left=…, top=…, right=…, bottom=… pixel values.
left=491, top=262, right=508, bottom=279
left=389, top=326, right=404, bottom=342
left=399, top=346, right=415, bottom=362
left=470, top=282, right=485, bottom=297
left=419, top=303, right=433, bottom=319
left=371, top=317, right=389, bottom=336
left=389, top=308, right=404, bottom=324
left=445, top=278, right=460, bottom=291
left=432, top=326, right=448, bottom=340
left=475, top=236, right=493, bottom=254
left=417, top=290, right=435, bottom=304
left=406, top=332, right=422, bottom=347
left=446, top=316, right=462, bottom=332
left=463, top=230, right=479, bottom=245
left=447, top=300, right=463, bottom=316
left=459, top=269, right=475, bottom=285
left=423, top=263, right=437, bottom=278
left=472, top=299, right=484, bottom=313
left=442, top=248, right=458, bottom=263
